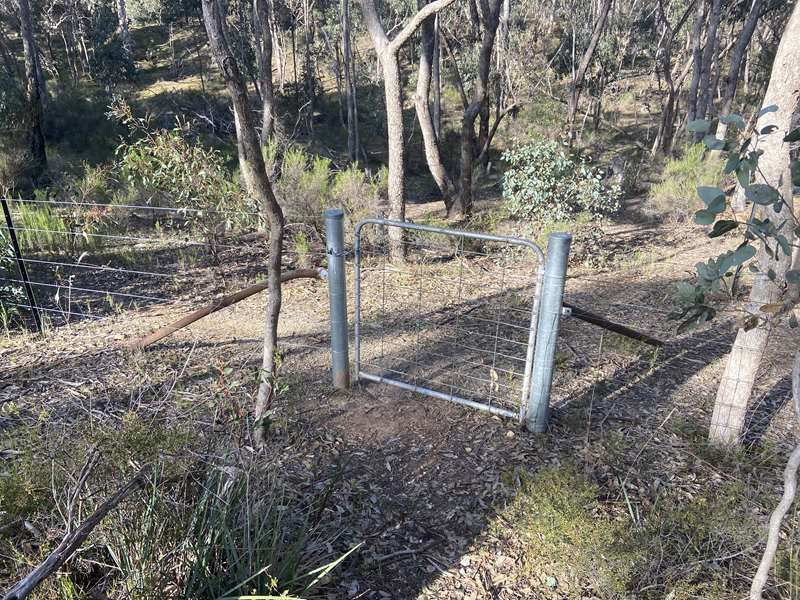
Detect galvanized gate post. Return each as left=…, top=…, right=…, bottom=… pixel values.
left=325, top=209, right=350, bottom=389
left=526, top=232, right=571, bottom=432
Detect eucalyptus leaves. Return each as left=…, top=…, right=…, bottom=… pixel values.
left=673, top=108, right=800, bottom=331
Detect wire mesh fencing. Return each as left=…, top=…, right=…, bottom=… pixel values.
left=2, top=194, right=796, bottom=443
left=352, top=219, right=546, bottom=420
left=0, top=196, right=335, bottom=358
left=555, top=249, right=798, bottom=446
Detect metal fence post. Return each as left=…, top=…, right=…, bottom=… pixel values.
left=1, top=198, right=42, bottom=333
left=325, top=209, right=350, bottom=389
left=526, top=232, right=571, bottom=432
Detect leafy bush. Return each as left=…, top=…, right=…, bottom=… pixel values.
left=649, top=143, right=725, bottom=220
left=274, top=147, right=333, bottom=223
left=502, top=141, right=621, bottom=222
left=111, top=98, right=250, bottom=247
left=264, top=142, right=386, bottom=239
left=330, top=164, right=386, bottom=243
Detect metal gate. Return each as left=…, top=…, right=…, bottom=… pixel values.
left=351, top=218, right=567, bottom=428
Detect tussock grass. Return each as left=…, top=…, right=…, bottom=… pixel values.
left=648, top=144, right=725, bottom=221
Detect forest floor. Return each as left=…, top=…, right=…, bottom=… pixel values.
left=2, top=196, right=800, bottom=598
left=3, top=16, right=800, bottom=599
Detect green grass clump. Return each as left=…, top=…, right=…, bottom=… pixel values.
left=635, top=479, right=762, bottom=597
left=649, top=143, right=725, bottom=220
left=0, top=450, right=50, bottom=521
left=498, top=465, right=637, bottom=596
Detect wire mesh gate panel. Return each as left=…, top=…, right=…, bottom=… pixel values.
left=354, top=219, right=545, bottom=421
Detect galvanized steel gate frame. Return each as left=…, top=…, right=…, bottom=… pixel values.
left=346, top=217, right=571, bottom=432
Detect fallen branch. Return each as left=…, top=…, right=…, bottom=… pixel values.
left=130, top=267, right=326, bottom=350
left=563, top=302, right=664, bottom=347
left=2, top=466, right=152, bottom=600
left=750, top=351, right=800, bottom=599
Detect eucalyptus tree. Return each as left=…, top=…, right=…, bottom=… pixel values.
left=341, top=0, right=359, bottom=161
left=413, top=0, right=457, bottom=214
left=202, top=0, right=286, bottom=446
left=676, top=1, right=800, bottom=446
left=17, top=0, right=47, bottom=181
left=714, top=0, right=764, bottom=142
left=359, top=0, right=459, bottom=260
left=565, top=0, right=613, bottom=142
left=253, top=0, right=275, bottom=142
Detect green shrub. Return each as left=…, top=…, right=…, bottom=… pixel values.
left=330, top=164, right=385, bottom=243
left=274, top=147, right=332, bottom=224
left=264, top=143, right=385, bottom=239
left=502, top=141, right=621, bottom=222
left=649, top=143, right=725, bottom=220
left=111, top=98, right=251, bottom=246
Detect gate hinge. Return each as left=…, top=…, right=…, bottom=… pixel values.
left=561, top=306, right=572, bottom=317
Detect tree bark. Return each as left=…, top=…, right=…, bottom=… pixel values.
left=303, top=0, right=315, bottom=131
left=715, top=0, right=764, bottom=142
left=695, top=0, right=722, bottom=128
left=414, top=0, right=457, bottom=214
left=686, top=0, right=705, bottom=124
left=456, top=0, right=502, bottom=216
left=566, top=0, right=613, bottom=142
left=202, top=0, right=286, bottom=446
left=652, top=0, right=694, bottom=155
left=358, top=0, right=459, bottom=260
left=254, top=0, right=275, bottom=143
left=132, top=269, right=324, bottom=350
left=708, top=1, right=800, bottom=445
left=117, top=0, right=132, bottom=54
left=17, top=0, right=47, bottom=182
left=432, top=14, right=442, bottom=137
left=341, top=0, right=360, bottom=161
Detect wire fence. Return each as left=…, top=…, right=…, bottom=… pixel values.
left=1, top=195, right=797, bottom=443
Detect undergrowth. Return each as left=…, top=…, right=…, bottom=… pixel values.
left=649, top=143, right=725, bottom=221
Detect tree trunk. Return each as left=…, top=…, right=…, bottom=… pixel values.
left=566, top=0, right=613, bottom=141
left=432, top=14, right=442, bottom=138
left=303, top=0, right=314, bottom=131
left=342, top=0, right=360, bottom=161
left=414, top=0, right=457, bottom=214
left=708, top=1, right=800, bottom=446
left=695, top=0, right=721, bottom=128
left=686, top=0, right=705, bottom=124
left=17, top=0, right=47, bottom=182
left=382, top=55, right=406, bottom=260
left=456, top=0, right=502, bottom=216
left=254, top=0, right=275, bottom=143
left=117, top=0, right=132, bottom=54
left=652, top=0, right=694, bottom=156
left=358, top=0, right=459, bottom=259
left=715, top=0, right=764, bottom=142
left=202, top=0, right=286, bottom=446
